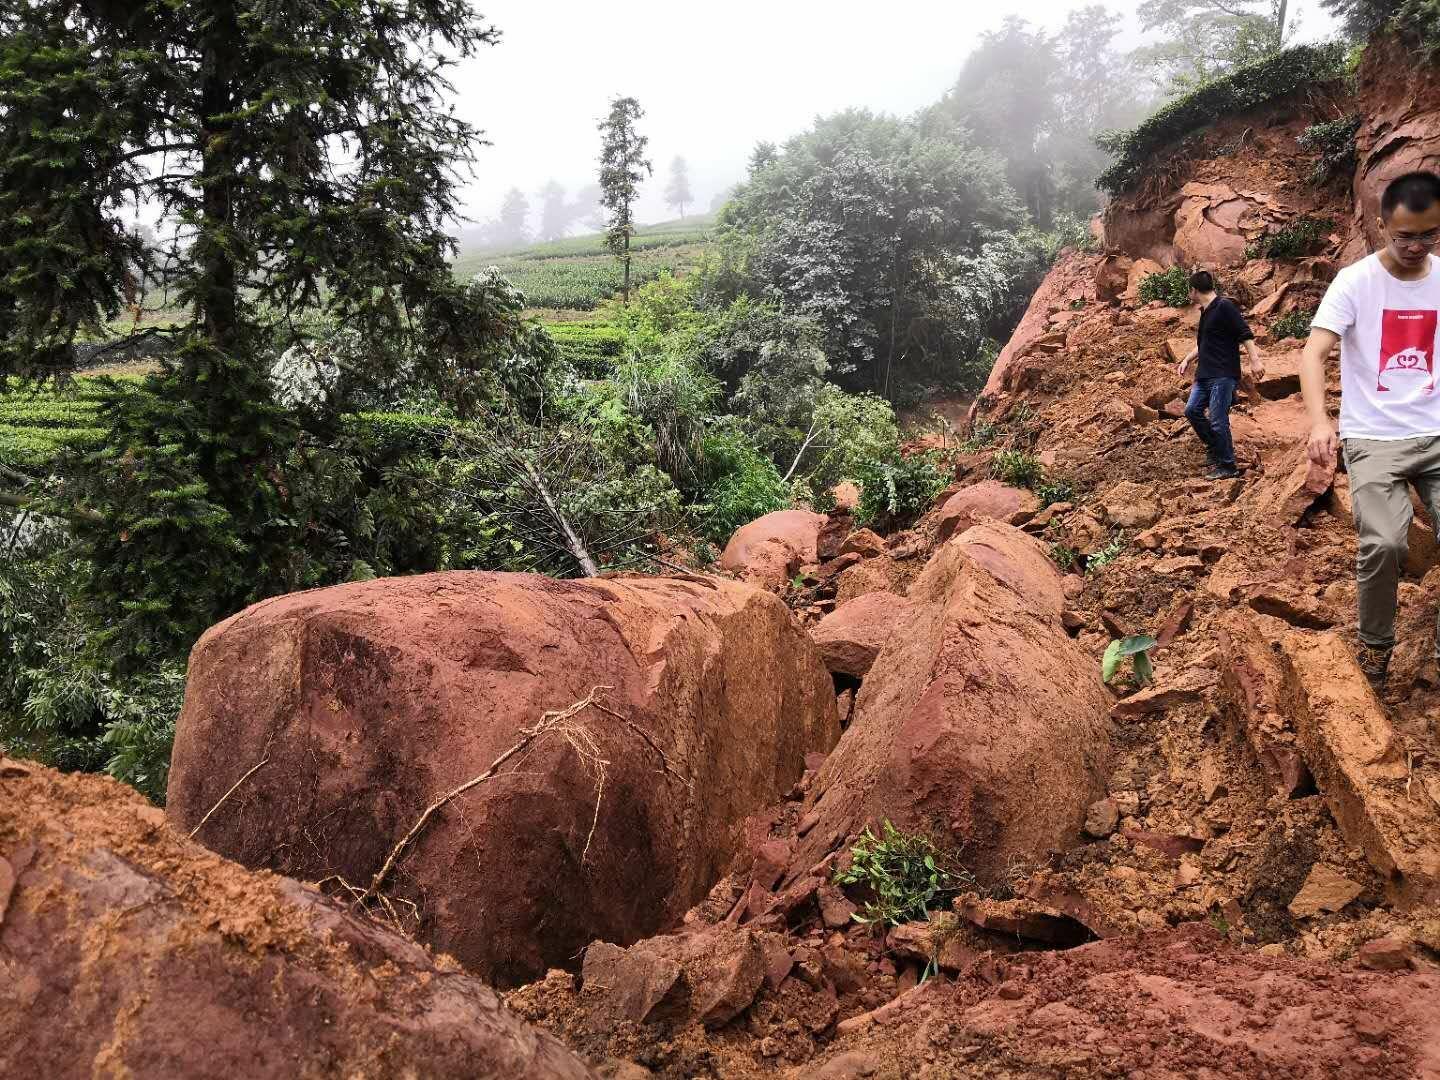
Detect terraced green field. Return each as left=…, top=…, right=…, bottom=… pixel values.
left=454, top=217, right=713, bottom=311
left=0, top=379, right=112, bottom=470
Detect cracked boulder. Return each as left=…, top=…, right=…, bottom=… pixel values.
left=168, top=572, right=839, bottom=985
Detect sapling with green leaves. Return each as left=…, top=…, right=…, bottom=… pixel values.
left=1103, top=634, right=1159, bottom=687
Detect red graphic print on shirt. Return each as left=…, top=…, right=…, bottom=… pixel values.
left=1377, top=309, right=1438, bottom=393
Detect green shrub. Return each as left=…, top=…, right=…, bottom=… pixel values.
left=990, top=449, right=1045, bottom=490
left=1102, top=634, right=1158, bottom=688
left=546, top=320, right=626, bottom=377
left=1086, top=533, right=1127, bottom=575
left=1050, top=543, right=1080, bottom=573
left=1097, top=43, right=1349, bottom=194
left=1298, top=116, right=1360, bottom=186
left=959, top=419, right=999, bottom=453
left=832, top=820, right=974, bottom=928
left=696, top=425, right=787, bottom=544
left=854, top=452, right=949, bottom=530
left=1138, top=267, right=1192, bottom=308
left=1246, top=217, right=1333, bottom=260
left=1035, top=477, right=1075, bottom=506
left=1271, top=307, right=1316, bottom=340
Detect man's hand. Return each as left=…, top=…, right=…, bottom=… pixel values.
left=1307, top=419, right=1338, bottom=466
left=1176, top=359, right=1190, bottom=378
left=1249, top=359, right=1266, bottom=380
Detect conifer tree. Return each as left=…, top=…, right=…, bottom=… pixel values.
left=665, top=155, right=693, bottom=219
left=597, top=96, right=652, bottom=303
left=0, top=0, right=511, bottom=666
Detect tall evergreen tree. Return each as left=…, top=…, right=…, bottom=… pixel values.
left=537, top=180, right=569, bottom=241
left=597, top=96, right=652, bottom=303
left=495, top=187, right=532, bottom=248
left=665, top=155, right=693, bottom=219
left=0, top=0, right=514, bottom=667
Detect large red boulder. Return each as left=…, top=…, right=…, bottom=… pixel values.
left=934, top=480, right=1042, bottom=543
left=786, top=523, right=1113, bottom=886
left=719, top=509, right=826, bottom=591
left=1354, top=37, right=1440, bottom=253
left=167, top=572, right=839, bottom=986
left=0, top=761, right=595, bottom=1080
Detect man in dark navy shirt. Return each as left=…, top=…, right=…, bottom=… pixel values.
left=1176, top=270, right=1266, bottom=480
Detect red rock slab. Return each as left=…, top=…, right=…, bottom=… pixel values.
left=1279, top=630, right=1440, bottom=908
left=785, top=523, right=1112, bottom=889
left=720, top=509, right=827, bottom=590
left=1216, top=608, right=1312, bottom=797
left=809, top=592, right=912, bottom=678
left=934, top=480, right=1042, bottom=543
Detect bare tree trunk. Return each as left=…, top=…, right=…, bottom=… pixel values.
left=622, top=221, right=632, bottom=303
left=519, top=458, right=600, bottom=576
left=1275, top=0, right=1288, bottom=47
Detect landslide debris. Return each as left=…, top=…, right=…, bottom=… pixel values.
left=0, top=759, right=596, bottom=1080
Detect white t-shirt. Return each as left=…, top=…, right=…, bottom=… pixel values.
left=1313, top=252, right=1440, bottom=440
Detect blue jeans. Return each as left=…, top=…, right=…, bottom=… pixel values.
left=1185, top=377, right=1238, bottom=469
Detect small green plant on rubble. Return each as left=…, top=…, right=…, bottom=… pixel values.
left=1034, top=476, right=1075, bottom=507
left=1271, top=307, right=1316, bottom=341
left=1102, top=634, right=1158, bottom=688
left=1246, top=217, right=1334, bottom=261
left=1085, top=533, right=1127, bottom=575
left=1298, top=117, right=1360, bottom=187
left=1049, top=543, right=1080, bottom=573
left=1138, top=267, right=1191, bottom=308
left=990, top=449, right=1045, bottom=490
left=833, top=820, right=975, bottom=928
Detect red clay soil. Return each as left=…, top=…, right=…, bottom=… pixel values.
left=167, top=571, right=838, bottom=987
left=0, top=759, right=595, bottom=1080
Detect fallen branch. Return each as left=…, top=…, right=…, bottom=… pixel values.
left=189, top=755, right=270, bottom=838
left=364, top=686, right=613, bottom=901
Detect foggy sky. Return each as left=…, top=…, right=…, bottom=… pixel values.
left=450, top=0, right=1337, bottom=237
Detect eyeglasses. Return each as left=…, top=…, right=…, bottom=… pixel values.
left=1386, top=227, right=1440, bottom=247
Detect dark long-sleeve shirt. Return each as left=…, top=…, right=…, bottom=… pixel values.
left=1195, top=296, right=1255, bottom=381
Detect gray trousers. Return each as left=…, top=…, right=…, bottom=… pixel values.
left=1343, top=436, right=1440, bottom=655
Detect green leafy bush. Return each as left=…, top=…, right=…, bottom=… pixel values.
left=546, top=320, right=626, bottom=377
left=1246, top=217, right=1333, bottom=260
left=1096, top=43, right=1349, bottom=194
left=832, top=820, right=974, bottom=927
left=1035, top=477, right=1075, bottom=506
left=1298, top=116, right=1361, bottom=186
left=696, top=424, right=788, bottom=543
left=1271, top=307, right=1317, bottom=340
left=854, top=452, right=949, bottom=530
left=990, top=449, right=1045, bottom=489
left=1050, top=543, right=1080, bottom=573
left=1086, top=533, right=1127, bottom=575
left=1138, top=267, right=1192, bottom=308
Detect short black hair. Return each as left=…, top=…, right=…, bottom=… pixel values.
left=1381, top=172, right=1440, bottom=220
left=1189, top=270, right=1215, bottom=293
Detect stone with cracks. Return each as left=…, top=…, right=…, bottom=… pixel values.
left=168, top=572, right=839, bottom=986
left=809, top=592, right=912, bottom=678
left=934, top=481, right=1042, bottom=543
left=720, top=509, right=827, bottom=591
left=784, top=523, right=1113, bottom=888
left=1278, top=630, right=1440, bottom=908
left=0, top=763, right=596, bottom=1080
left=1217, top=609, right=1312, bottom=797
left=581, top=926, right=766, bottom=1030
left=1243, top=447, right=1336, bottom=528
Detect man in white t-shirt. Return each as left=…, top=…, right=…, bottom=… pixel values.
left=1302, top=171, right=1440, bottom=687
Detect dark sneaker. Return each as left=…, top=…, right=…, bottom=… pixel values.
left=1206, top=464, right=1240, bottom=481
left=1357, top=644, right=1392, bottom=689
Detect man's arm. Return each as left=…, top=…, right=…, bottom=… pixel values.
left=1244, top=338, right=1265, bottom=377
left=1301, top=327, right=1342, bottom=465
left=1177, top=345, right=1198, bottom=376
